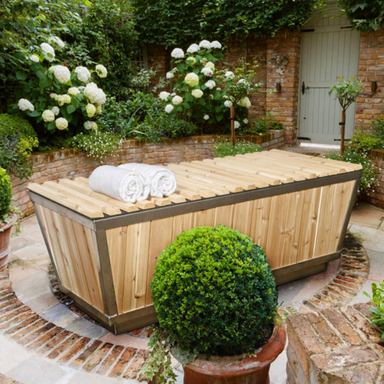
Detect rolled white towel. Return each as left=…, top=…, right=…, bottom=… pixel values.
left=89, top=165, right=150, bottom=203
left=118, top=163, right=177, bottom=198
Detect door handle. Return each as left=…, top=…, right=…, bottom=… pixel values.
left=302, top=81, right=310, bottom=95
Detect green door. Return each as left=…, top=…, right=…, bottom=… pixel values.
left=298, top=6, right=360, bottom=144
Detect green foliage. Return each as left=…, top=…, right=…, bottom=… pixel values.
left=131, top=0, right=325, bottom=47
left=151, top=225, right=278, bottom=356
left=0, top=168, right=12, bottom=219
left=325, top=145, right=379, bottom=196
left=0, top=114, right=38, bottom=180
left=338, top=0, right=384, bottom=32
left=329, top=77, right=364, bottom=111
left=61, top=0, right=139, bottom=100
left=351, top=131, right=383, bottom=151
left=214, top=140, right=262, bottom=157
left=69, top=130, right=122, bottom=162
left=244, top=112, right=284, bottom=135
left=363, top=281, right=384, bottom=340
left=371, top=117, right=384, bottom=142
left=135, top=110, right=199, bottom=143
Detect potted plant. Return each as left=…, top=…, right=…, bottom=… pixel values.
left=142, top=225, right=286, bottom=384
left=0, top=167, right=20, bottom=269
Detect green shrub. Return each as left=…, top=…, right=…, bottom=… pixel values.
left=151, top=225, right=278, bottom=356
left=371, top=117, right=384, bottom=142
left=214, top=140, right=262, bottom=157
left=364, top=280, right=384, bottom=340
left=351, top=131, right=383, bottom=151
left=135, top=110, right=199, bottom=143
left=0, top=168, right=12, bottom=220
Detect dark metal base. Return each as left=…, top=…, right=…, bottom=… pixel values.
left=58, top=251, right=341, bottom=335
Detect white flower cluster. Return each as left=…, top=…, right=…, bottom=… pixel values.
left=165, top=104, right=174, bottom=113
left=18, top=98, right=34, bottom=112
left=166, top=72, right=174, bottom=79
left=56, top=117, right=68, bottom=130
left=75, top=66, right=91, bottom=83
left=201, top=67, right=213, bottom=77
left=185, top=72, right=199, bottom=87
left=171, top=48, right=184, bottom=59
left=30, top=54, right=40, bottom=63
left=225, top=71, right=235, bottom=79
left=52, top=65, right=71, bottom=84
left=84, top=121, right=98, bottom=130
left=187, top=44, right=200, bottom=53
left=42, top=110, right=55, bottom=122
left=52, top=106, right=60, bottom=116
left=84, top=82, right=106, bottom=105
left=95, top=64, right=108, bottom=78
left=205, top=80, right=216, bottom=89
left=238, top=96, right=251, bottom=108
left=159, top=91, right=170, bottom=100
left=48, top=36, right=65, bottom=48
left=51, top=93, right=71, bottom=106
left=192, top=89, right=203, bottom=98
left=68, top=87, right=80, bottom=96
left=40, top=43, right=55, bottom=62
left=224, top=100, right=233, bottom=108
left=205, top=62, right=215, bottom=70
left=234, top=121, right=240, bottom=129
left=172, top=95, right=183, bottom=105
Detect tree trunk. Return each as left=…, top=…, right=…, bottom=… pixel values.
left=340, top=109, right=346, bottom=156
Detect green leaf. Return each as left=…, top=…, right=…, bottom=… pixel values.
left=177, top=63, right=186, bottom=73
left=217, top=113, right=223, bottom=121
left=29, top=110, right=41, bottom=117
left=39, top=76, right=52, bottom=89
left=16, top=71, right=27, bottom=81
left=67, top=105, right=76, bottom=114
left=47, top=122, right=56, bottom=131
left=198, top=98, right=206, bottom=106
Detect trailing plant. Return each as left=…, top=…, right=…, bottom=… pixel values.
left=69, top=130, right=122, bottom=162
left=143, top=225, right=278, bottom=381
left=241, top=112, right=284, bottom=135
left=131, top=0, right=325, bottom=48
left=214, top=140, right=262, bottom=157
left=363, top=280, right=384, bottom=340
left=10, top=40, right=108, bottom=141
left=338, top=0, right=384, bottom=32
left=135, top=110, right=199, bottom=143
left=351, top=131, right=383, bottom=151
left=371, top=117, right=384, bottom=142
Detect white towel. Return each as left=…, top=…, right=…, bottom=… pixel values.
left=118, top=163, right=177, bottom=198
left=89, top=165, right=150, bottom=203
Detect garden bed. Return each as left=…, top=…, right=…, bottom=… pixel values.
left=365, top=149, right=384, bottom=209
left=12, top=132, right=285, bottom=216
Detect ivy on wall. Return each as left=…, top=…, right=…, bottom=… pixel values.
left=338, top=0, right=384, bottom=32
left=131, top=0, right=326, bottom=48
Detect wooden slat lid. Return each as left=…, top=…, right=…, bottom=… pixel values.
left=28, top=150, right=361, bottom=218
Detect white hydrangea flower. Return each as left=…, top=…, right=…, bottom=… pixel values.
left=30, top=54, right=40, bottom=63
left=159, top=91, right=170, bottom=100
left=40, top=43, right=55, bottom=61
left=187, top=44, right=200, bottom=53
left=68, top=87, right=80, bottom=96
left=191, top=89, right=203, bottom=98
left=95, top=64, right=108, bottom=78
left=50, top=93, right=58, bottom=99
left=18, top=98, right=34, bottom=112
left=49, top=36, right=65, bottom=48
left=165, top=104, right=174, bottom=113
left=224, top=100, right=233, bottom=108
left=91, top=122, right=98, bottom=130
left=186, top=57, right=196, bottom=65
left=172, top=95, right=183, bottom=105
left=171, top=92, right=176, bottom=96
left=201, top=67, right=213, bottom=77
left=210, top=41, right=222, bottom=49
left=42, top=110, right=55, bottom=122
left=51, top=106, right=60, bottom=116
left=84, top=82, right=106, bottom=105
left=238, top=96, right=251, bottom=108
left=63, top=95, right=71, bottom=104
left=96, top=105, right=102, bottom=115
left=204, top=115, right=209, bottom=120
left=55, top=117, right=68, bottom=130
left=234, top=121, right=240, bottom=129
left=199, top=40, right=211, bottom=49
left=205, top=61, right=215, bottom=70
left=57, top=95, right=65, bottom=106
left=166, top=72, right=174, bottom=79
left=185, top=72, right=199, bottom=87
left=205, top=80, right=216, bottom=89
left=84, top=121, right=93, bottom=130
left=86, top=103, right=96, bottom=118
left=171, top=48, right=185, bottom=59
left=75, top=66, right=91, bottom=83
left=53, top=65, right=71, bottom=84
left=225, top=71, right=235, bottom=79
left=243, top=118, right=249, bottom=124
left=238, top=79, right=246, bottom=83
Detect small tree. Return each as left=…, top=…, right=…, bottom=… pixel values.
left=329, top=77, right=363, bottom=155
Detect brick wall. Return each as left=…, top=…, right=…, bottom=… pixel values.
left=356, top=30, right=384, bottom=133
left=12, top=132, right=285, bottom=216
left=364, top=149, right=384, bottom=209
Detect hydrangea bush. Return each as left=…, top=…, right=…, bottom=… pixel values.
left=12, top=38, right=108, bottom=135
left=158, top=40, right=259, bottom=131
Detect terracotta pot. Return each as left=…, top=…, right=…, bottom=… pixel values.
left=0, top=214, right=17, bottom=269
left=183, top=315, right=286, bottom=384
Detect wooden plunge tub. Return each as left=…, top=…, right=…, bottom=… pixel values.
left=28, top=150, right=362, bottom=334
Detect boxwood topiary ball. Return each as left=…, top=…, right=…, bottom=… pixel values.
left=0, top=167, right=12, bottom=219
left=151, top=225, right=278, bottom=356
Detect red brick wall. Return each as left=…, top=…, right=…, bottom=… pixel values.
left=12, top=133, right=285, bottom=216
left=356, top=30, right=384, bottom=133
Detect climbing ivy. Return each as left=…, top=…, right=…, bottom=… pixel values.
left=131, top=0, right=326, bottom=48
left=338, top=0, right=384, bottom=32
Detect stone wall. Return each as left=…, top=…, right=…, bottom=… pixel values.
left=356, top=30, right=384, bottom=133
left=12, top=132, right=285, bottom=216
left=365, top=149, right=384, bottom=209
left=287, top=303, right=384, bottom=383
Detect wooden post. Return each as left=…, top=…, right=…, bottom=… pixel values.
left=230, top=106, right=236, bottom=146
left=340, top=109, right=346, bottom=156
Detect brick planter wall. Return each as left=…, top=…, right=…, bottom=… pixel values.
left=11, top=132, right=285, bottom=216
left=365, top=149, right=384, bottom=209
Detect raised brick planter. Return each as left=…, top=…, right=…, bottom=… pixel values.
left=365, top=149, right=384, bottom=210
left=11, top=132, right=285, bottom=216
